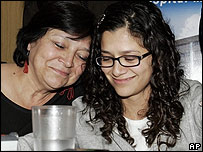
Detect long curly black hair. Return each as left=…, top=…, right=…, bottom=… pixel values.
left=81, top=1, right=190, bottom=150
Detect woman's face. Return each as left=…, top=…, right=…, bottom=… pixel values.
left=101, top=27, right=153, bottom=98
left=27, top=29, right=91, bottom=90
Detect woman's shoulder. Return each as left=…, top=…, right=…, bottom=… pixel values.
left=72, top=96, right=97, bottom=124
left=1, top=63, right=18, bottom=78
left=1, top=63, right=15, bottom=91
left=184, top=78, right=202, bottom=87
left=179, top=79, right=202, bottom=145
left=17, top=133, right=34, bottom=151
left=72, top=96, right=85, bottom=111
left=180, top=78, right=202, bottom=112
left=180, top=79, right=202, bottom=95
left=1, top=63, right=20, bottom=94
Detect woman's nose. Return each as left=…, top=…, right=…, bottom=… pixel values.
left=112, top=61, right=127, bottom=77
left=59, top=51, right=75, bottom=68
left=64, top=56, right=74, bottom=68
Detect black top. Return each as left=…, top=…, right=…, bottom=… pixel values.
left=1, top=83, right=84, bottom=136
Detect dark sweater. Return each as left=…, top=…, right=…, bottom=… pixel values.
left=1, top=83, right=84, bottom=136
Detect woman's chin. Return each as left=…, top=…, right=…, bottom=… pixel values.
left=115, top=90, right=133, bottom=98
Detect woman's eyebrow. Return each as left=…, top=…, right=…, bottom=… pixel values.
left=51, top=34, right=90, bottom=51
left=51, top=34, right=79, bottom=41
left=101, top=50, right=110, bottom=53
left=65, top=36, right=79, bottom=41
left=101, top=49, right=141, bottom=54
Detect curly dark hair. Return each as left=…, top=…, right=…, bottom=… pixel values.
left=81, top=1, right=190, bottom=151
left=13, top=1, right=95, bottom=67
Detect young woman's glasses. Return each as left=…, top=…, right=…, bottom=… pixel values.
left=96, top=52, right=151, bottom=68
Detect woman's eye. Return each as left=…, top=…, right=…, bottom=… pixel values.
left=77, top=53, right=89, bottom=61
left=55, top=43, right=64, bottom=49
left=79, top=55, right=88, bottom=61
left=102, top=57, right=111, bottom=61
left=124, top=56, right=137, bottom=61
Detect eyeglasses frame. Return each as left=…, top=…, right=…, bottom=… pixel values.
left=96, top=52, right=151, bottom=68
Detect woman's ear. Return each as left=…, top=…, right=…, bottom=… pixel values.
left=27, top=42, right=36, bottom=51
left=27, top=43, right=31, bottom=51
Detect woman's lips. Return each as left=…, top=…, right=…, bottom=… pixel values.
left=51, top=67, right=69, bottom=77
left=113, top=76, right=135, bottom=84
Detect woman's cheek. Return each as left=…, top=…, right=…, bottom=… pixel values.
left=81, top=63, right=86, bottom=72
left=75, top=63, right=85, bottom=77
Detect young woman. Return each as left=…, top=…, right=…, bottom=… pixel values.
left=75, top=1, right=202, bottom=151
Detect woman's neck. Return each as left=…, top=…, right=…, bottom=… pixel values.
left=1, top=64, right=56, bottom=110
left=122, top=84, right=151, bottom=120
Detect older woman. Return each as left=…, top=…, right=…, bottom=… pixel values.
left=1, top=1, right=95, bottom=136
